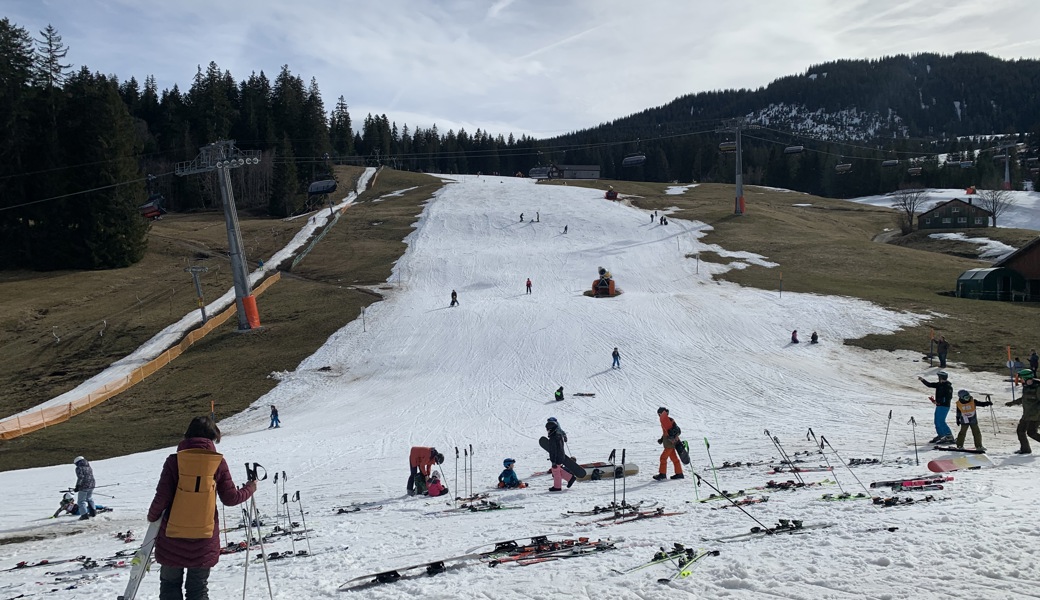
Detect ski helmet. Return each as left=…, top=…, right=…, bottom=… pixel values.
left=657, top=407, right=668, bottom=415
left=430, top=471, right=440, bottom=481
left=503, top=458, right=516, bottom=468
left=957, top=389, right=971, bottom=400
left=63, top=492, right=73, bottom=502
left=936, top=371, right=948, bottom=379
left=73, top=456, right=84, bottom=465
left=434, top=453, right=445, bottom=465
left=1019, top=369, right=1035, bottom=379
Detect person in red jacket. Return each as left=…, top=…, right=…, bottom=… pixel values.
left=526, top=278, right=532, bottom=294
left=407, top=446, right=445, bottom=496
left=654, top=407, right=684, bottom=480
left=147, top=416, right=255, bottom=600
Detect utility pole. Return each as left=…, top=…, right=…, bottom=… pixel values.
left=176, top=141, right=263, bottom=330
left=716, top=118, right=754, bottom=215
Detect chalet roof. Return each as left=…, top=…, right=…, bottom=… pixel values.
left=994, top=236, right=1040, bottom=268
left=919, top=198, right=993, bottom=218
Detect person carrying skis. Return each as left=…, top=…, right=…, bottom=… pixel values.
left=498, top=458, right=527, bottom=489
left=654, top=407, right=685, bottom=480
left=526, top=278, right=532, bottom=294
left=611, top=347, right=621, bottom=369
left=1007, top=369, right=1040, bottom=454
left=407, top=446, right=445, bottom=496
left=544, top=417, right=575, bottom=492
left=918, top=371, right=955, bottom=444
left=554, top=386, right=564, bottom=402
left=953, top=389, right=992, bottom=452
left=450, top=290, right=458, bottom=307
left=268, top=405, right=280, bottom=429
left=426, top=472, right=449, bottom=497
left=147, top=416, right=256, bottom=600
left=72, top=456, right=96, bottom=521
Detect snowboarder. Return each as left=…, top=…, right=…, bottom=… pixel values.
left=269, top=405, right=280, bottom=429
left=953, top=390, right=992, bottom=452
left=407, top=446, right=445, bottom=496
left=611, top=347, right=621, bottom=369
left=450, top=290, right=458, bottom=307
left=536, top=212, right=540, bottom=222
left=526, top=278, right=532, bottom=294
left=554, top=386, right=564, bottom=402
left=520, top=213, right=524, bottom=222
left=71, top=456, right=96, bottom=521
left=426, top=472, right=449, bottom=497
left=791, top=330, right=800, bottom=344
left=936, top=335, right=950, bottom=368
left=918, top=371, right=955, bottom=444
left=1007, top=369, right=1040, bottom=454
left=654, top=407, right=684, bottom=480
left=563, top=225, right=568, bottom=234
left=497, top=458, right=527, bottom=489
left=544, top=418, right=575, bottom=492
left=147, top=416, right=256, bottom=600
left=810, top=331, right=819, bottom=344
left=1030, top=349, right=1038, bottom=376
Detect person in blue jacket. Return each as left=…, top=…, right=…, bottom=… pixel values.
left=497, top=458, right=527, bottom=489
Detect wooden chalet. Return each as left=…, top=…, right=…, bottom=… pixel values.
left=918, top=198, right=992, bottom=230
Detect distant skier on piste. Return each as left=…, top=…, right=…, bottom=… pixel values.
left=544, top=417, right=576, bottom=492
left=654, top=407, right=684, bottom=480
left=554, top=386, right=564, bottom=402
left=407, top=446, right=445, bottom=496
left=611, top=347, right=621, bottom=369
left=497, top=458, right=528, bottom=489
left=918, top=371, right=955, bottom=444
left=526, top=278, right=532, bottom=294
left=450, top=290, right=458, bottom=307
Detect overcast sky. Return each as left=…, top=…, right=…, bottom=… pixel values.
left=6, top=0, right=1040, bottom=139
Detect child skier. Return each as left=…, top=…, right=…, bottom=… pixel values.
left=426, top=472, right=449, bottom=497
left=497, top=458, right=528, bottom=489
left=554, top=386, right=564, bottom=402
left=269, top=405, right=280, bottom=429
left=953, top=389, right=992, bottom=452
left=654, top=407, right=684, bottom=480
left=918, top=371, right=955, bottom=444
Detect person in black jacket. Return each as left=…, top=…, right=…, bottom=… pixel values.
left=544, top=418, right=575, bottom=492
left=918, top=371, right=954, bottom=444
left=72, top=456, right=96, bottom=520
left=554, top=386, right=564, bottom=402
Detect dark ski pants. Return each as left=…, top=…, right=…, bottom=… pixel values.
left=955, top=422, right=983, bottom=449
left=1016, top=419, right=1040, bottom=452
left=407, top=466, right=427, bottom=495
left=159, top=565, right=210, bottom=600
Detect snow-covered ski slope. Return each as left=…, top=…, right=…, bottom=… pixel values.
left=2, top=175, right=1039, bottom=599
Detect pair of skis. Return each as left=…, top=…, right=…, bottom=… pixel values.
left=869, top=475, right=953, bottom=489
left=708, top=520, right=834, bottom=543
left=614, top=545, right=720, bottom=583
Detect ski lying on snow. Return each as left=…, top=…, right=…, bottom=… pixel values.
left=489, top=538, right=618, bottom=566
left=820, top=492, right=871, bottom=501
left=592, top=508, right=685, bottom=527
left=563, top=501, right=657, bottom=517
left=425, top=500, right=522, bottom=516
left=613, top=543, right=701, bottom=575
left=334, top=505, right=383, bottom=514
left=932, top=446, right=986, bottom=454
left=711, top=496, right=768, bottom=509
left=3, top=556, right=88, bottom=571
left=869, top=476, right=953, bottom=489
left=657, top=549, right=720, bottom=583
left=707, top=520, right=833, bottom=543
left=765, top=466, right=832, bottom=474
left=748, top=478, right=835, bottom=491
left=872, top=495, right=947, bottom=507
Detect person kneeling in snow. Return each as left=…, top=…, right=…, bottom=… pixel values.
left=426, top=472, right=449, bottom=497
left=498, top=458, right=528, bottom=489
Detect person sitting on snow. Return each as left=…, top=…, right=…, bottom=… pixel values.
left=498, top=458, right=528, bottom=489
left=426, top=472, right=449, bottom=497
left=791, top=330, right=800, bottom=344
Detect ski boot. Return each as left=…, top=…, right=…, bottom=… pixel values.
left=652, top=473, right=667, bottom=481
left=670, top=473, right=685, bottom=480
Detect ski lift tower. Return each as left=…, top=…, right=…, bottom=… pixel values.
left=716, top=118, right=754, bottom=215
left=176, top=140, right=263, bottom=330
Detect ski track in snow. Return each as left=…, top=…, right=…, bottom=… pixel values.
left=1, top=175, right=1038, bottom=599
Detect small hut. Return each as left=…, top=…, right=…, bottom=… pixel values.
left=956, top=267, right=1026, bottom=301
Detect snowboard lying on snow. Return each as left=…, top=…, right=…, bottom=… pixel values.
left=927, top=453, right=994, bottom=473
left=577, top=463, right=638, bottom=481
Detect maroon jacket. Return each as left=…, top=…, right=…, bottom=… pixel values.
left=147, top=437, right=254, bottom=568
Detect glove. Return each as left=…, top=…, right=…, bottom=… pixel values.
left=1006, top=401, right=1014, bottom=406
left=73, top=486, right=79, bottom=492
left=657, top=437, right=663, bottom=445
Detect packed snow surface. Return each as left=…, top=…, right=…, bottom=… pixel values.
left=2, top=175, right=1038, bottom=599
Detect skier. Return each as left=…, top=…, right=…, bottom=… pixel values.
left=918, top=371, right=955, bottom=444
left=53, top=492, right=108, bottom=518
left=71, top=456, right=96, bottom=521
left=554, top=386, right=564, bottom=402
left=563, top=225, right=568, bottom=234
left=544, top=417, right=575, bottom=492
left=498, top=458, right=527, bottom=489
left=520, top=213, right=524, bottom=222
left=426, top=472, right=449, bottom=497
left=450, top=290, right=458, bottom=307
left=654, top=407, right=685, bottom=480
left=791, top=330, right=800, bottom=344
left=1030, top=349, right=1038, bottom=376
left=650, top=213, right=654, bottom=223
left=147, top=416, right=256, bottom=600
left=268, top=405, right=280, bottom=429
left=953, top=390, right=992, bottom=452
left=611, top=347, right=621, bottom=369
left=1006, top=369, right=1040, bottom=454
left=407, top=446, right=445, bottom=496
left=536, top=212, right=540, bottom=222
left=810, top=331, right=819, bottom=344
left=936, top=336, right=951, bottom=368
left=526, top=278, right=532, bottom=294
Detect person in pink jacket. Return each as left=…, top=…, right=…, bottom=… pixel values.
left=147, top=416, right=255, bottom=600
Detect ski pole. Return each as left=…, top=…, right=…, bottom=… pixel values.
left=694, top=473, right=771, bottom=531
left=280, top=471, right=287, bottom=526
left=985, top=394, right=1000, bottom=434
left=880, top=410, right=893, bottom=463
left=469, top=444, right=474, bottom=498
left=273, top=471, right=279, bottom=527
left=764, top=430, right=803, bottom=485
left=608, top=449, right=617, bottom=507
left=703, top=438, right=721, bottom=490
left=292, top=491, right=312, bottom=555
left=281, top=494, right=297, bottom=556
left=908, top=416, right=919, bottom=466
left=807, top=428, right=845, bottom=496
left=242, top=463, right=274, bottom=600
left=462, top=448, right=468, bottom=500
left=621, top=449, right=627, bottom=507
left=454, top=447, right=459, bottom=508
left=819, top=436, right=872, bottom=500
left=221, top=503, right=228, bottom=548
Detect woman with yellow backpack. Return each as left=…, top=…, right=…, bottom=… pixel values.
left=147, top=416, right=256, bottom=600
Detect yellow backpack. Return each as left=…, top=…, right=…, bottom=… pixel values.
left=166, top=448, right=224, bottom=539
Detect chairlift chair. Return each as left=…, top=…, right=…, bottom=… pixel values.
left=307, top=179, right=338, bottom=198
left=622, top=153, right=646, bottom=167
left=881, top=159, right=899, bottom=168
left=907, top=167, right=923, bottom=176
left=783, top=145, right=804, bottom=155
left=138, top=194, right=167, bottom=220
left=960, top=161, right=974, bottom=168
left=718, top=141, right=737, bottom=153
left=835, top=162, right=853, bottom=174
